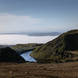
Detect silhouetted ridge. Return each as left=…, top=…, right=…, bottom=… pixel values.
left=0, top=47, right=25, bottom=63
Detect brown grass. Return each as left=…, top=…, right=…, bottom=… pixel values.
left=0, top=62, right=78, bottom=78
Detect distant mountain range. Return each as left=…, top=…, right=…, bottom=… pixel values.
left=27, top=32, right=61, bottom=36
left=0, top=32, right=61, bottom=36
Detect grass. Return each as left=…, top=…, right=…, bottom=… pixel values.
left=11, top=43, right=42, bottom=54
left=31, top=30, right=78, bottom=63
left=0, top=62, right=78, bottom=78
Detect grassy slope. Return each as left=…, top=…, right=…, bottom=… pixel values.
left=11, top=43, right=42, bottom=54
left=31, top=30, right=78, bottom=63
left=0, top=62, right=78, bottom=78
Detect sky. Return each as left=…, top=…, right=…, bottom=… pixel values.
left=0, top=0, right=78, bottom=33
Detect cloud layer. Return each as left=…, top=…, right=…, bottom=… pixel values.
left=0, top=34, right=58, bottom=45
left=0, top=14, right=41, bottom=33
left=0, top=13, right=77, bottom=33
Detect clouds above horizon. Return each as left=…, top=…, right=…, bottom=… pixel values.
left=0, top=14, right=42, bottom=33
left=0, top=0, right=77, bottom=33
left=0, top=13, right=77, bottom=33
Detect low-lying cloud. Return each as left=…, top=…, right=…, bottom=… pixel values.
left=0, top=35, right=58, bottom=45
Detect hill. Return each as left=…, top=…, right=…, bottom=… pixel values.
left=31, top=30, right=78, bottom=63
left=11, top=43, right=42, bottom=54
left=0, top=47, right=25, bottom=63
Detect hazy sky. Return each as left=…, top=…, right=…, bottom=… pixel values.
left=0, top=0, right=78, bottom=33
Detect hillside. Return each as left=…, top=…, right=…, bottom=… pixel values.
left=0, top=62, right=78, bottom=78
left=0, top=47, right=25, bottom=63
left=31, top=30, right=78, bottom=63
left=11, top=43, right=42, bottom=54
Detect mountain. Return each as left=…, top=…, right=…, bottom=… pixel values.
left=0, top=47, right=25, bottom=63
left=31, top=30, right=78, bottom=63
left=0, top=32, right=60, bottom=36
left=27, top=32, right=60, bottom=36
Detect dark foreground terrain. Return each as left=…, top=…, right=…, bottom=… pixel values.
left=0, top=62, right=78, bottom=78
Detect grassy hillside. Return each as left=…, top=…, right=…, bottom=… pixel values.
left=11, top=43, right=42, bottom=54
left=31, top=30, right=78, bottom=63
left=0, top=62, right=78, bottom=78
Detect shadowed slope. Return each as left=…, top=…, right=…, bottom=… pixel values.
left=0, top=47, right=25, bottom=63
